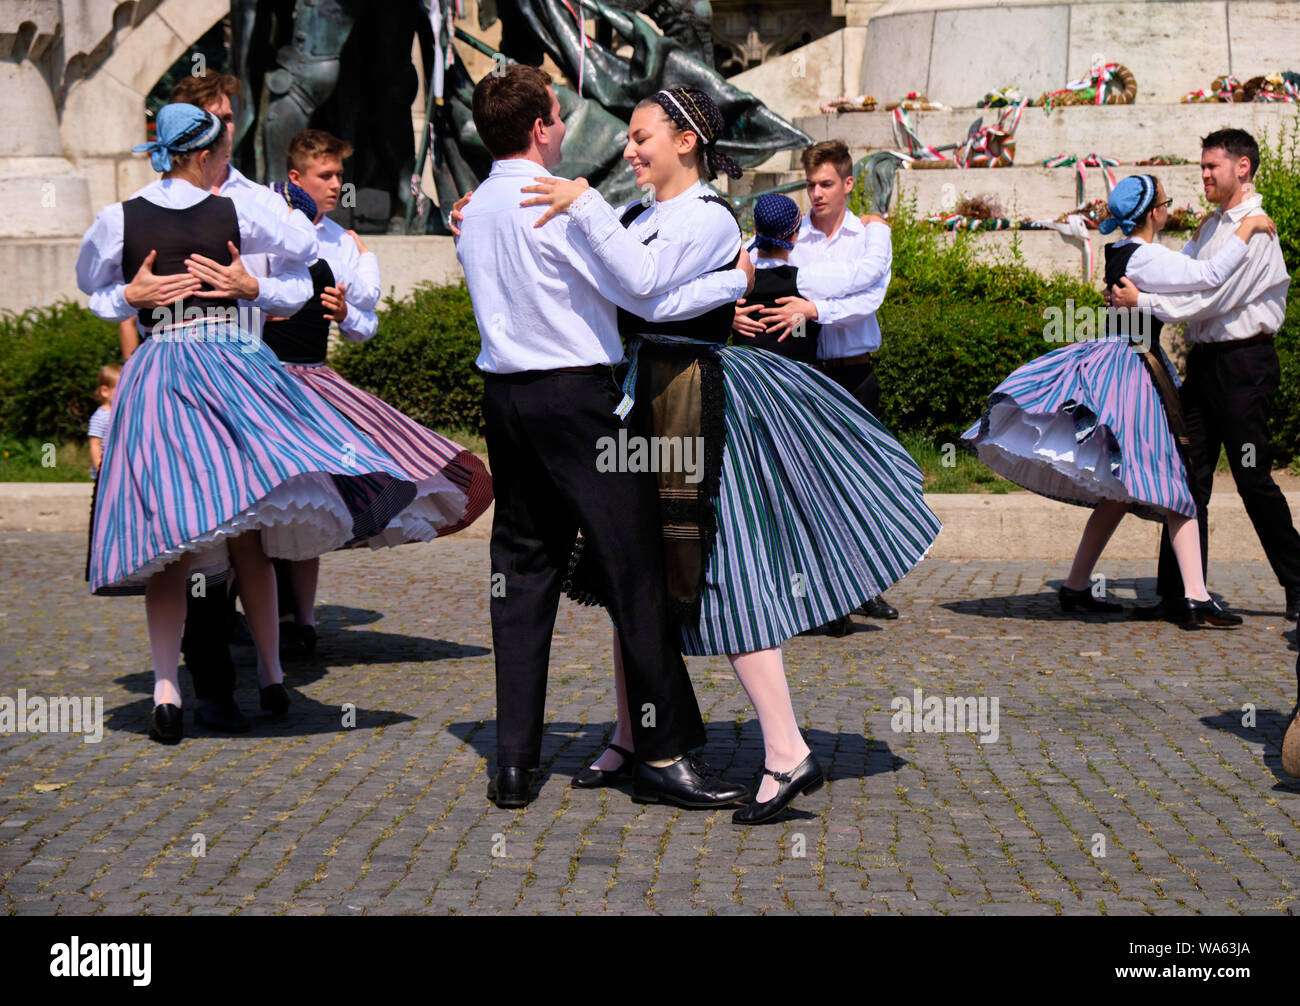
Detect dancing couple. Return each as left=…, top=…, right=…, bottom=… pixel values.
left=76, top=91, right=491, bottom=744
left=455, top=66, right=940, bottom=822
left=963, top=128, right=1298, bottom=774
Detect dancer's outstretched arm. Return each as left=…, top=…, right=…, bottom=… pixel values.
left=527, top=178, right=741, bottom=298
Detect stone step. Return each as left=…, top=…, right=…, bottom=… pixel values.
left=736, top=163, right=1206, bottom=221
left=794, top=103, right=1300, bottom=166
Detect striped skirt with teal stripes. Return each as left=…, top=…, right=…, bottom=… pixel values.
left=960, top=338, right=1194, bottom=522
left=680, top=346, right=942, bottom=656
left=89, top=325, right=417, bottom=595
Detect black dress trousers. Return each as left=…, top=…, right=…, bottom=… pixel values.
left=1157, top=340, right=1300, bottom=598
left=481, top=368, right=707, bottom=768
left=820, top=358, right=881, bottom=414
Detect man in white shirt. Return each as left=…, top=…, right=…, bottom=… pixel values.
left=736, top=139, right=899, bottom=622
left=1114, top=128, right=1300, bottom=777
left=1114, top=129, right=1300, bottom=630
left=457, top=65, right=753, bottom=809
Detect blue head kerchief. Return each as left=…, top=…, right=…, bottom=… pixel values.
left=750, top=193, right=802, bottom=251
left=1100, top=174, right=1158, bottom=235
left=133, top=103, right=223, bottom=173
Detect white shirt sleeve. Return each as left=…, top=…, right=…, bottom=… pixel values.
left=338, top=303, right=378, bottom=341
left=565, top=187, right=742, bottom=297
left=804, top=269, right=892, bottom=327
left=235, top=202, right=318, bottom=316
left=1138, top=235, right=1281, bottom=323
left=329, top=243, right=379, bottom=341
left=253, top=258, right=314, bottom=317
left=237, top=201, right=318, bottom=265
left=795, top=222, right=893, bottom=298
left=553, top=219, right=747, bottom=321
left=76, top=204, right=135, bottom=322
left=352, top=252, right=382, bottom=311
left=1126, top=236, right=1248, bottom=292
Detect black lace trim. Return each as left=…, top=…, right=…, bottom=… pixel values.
left=561, top=532, right=606, bottom=608
left=655, top=347, right=725, bottom=621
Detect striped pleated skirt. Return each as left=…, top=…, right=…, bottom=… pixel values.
left=960, top=338, right=1195, bottom=521
left=282, top=363, right=492, bottom=544
left=89, top=325, right=418, bottom=595
left=680, top=346, right=942, bottom=656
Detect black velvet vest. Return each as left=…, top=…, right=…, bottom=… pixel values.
left=614, top=194, right=740, bottom=343
left=745, top=263, right=821, bottom=364
left=1104, top=240, right=1165, bottom=343
left=121, top=194, right=241, bottom=331
left=262, top=259, right=337, bottom=364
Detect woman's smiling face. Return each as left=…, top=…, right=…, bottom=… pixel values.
left=623, top=103, right=697, bottom=191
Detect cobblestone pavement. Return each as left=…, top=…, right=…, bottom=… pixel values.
left=2, top=531, right=1297, bottom=916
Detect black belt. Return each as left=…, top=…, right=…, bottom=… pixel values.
left=819, top=352, right=875, bottom=368
left=1196, top=332, right=1275, bottom=351
left=482, top=364, right=611, bottom=380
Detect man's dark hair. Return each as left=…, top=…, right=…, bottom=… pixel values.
left=1202, top=128, right=1260, bottom=178
left=801, top=140, right=854, bottom=180
left=472, top=65, right=554, bottom=159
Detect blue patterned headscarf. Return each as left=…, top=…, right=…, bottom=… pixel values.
left=133, top=103, right=223, bottom=172
left=750, top=193, right=802, bottom=251
left=1100, top=174, right=1158, bottom=235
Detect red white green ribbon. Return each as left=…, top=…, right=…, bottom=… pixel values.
left=1043, top=154, right=1120, bottom=204
left=563, top=0, right=595, bottom=97
left=891, top=107, right=947, bottom=161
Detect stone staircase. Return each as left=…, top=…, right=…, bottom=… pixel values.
left=728, top=102, right=1300, bottom=282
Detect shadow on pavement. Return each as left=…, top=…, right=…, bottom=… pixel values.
left=447, top=719, right=904, bottom=798
left=1201, top=706, right=1300, bottom=789
left=108, top=669, right=416, bottom=739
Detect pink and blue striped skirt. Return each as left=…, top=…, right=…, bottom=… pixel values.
left=961, top=338, right=1195, bottom=522
left=89, top=324, right=419, bottom=595
left=281, top=362, right=492, bottom=544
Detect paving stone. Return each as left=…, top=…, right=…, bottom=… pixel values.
left=2, top=536, right=1297, bottom=914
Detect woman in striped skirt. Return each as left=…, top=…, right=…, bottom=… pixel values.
left=962, top=174, right=1274, bottom=625
left=259, top=160, right=492, bottom=654
left=526, top=87, right=941, bottom=823
left=76, top=104, right=418, bottom=742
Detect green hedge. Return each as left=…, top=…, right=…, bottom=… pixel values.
left=4, top=236, right=1297, bottom=469
left=330, top=281, right=485, bottom=434
left=0, top=303, right=120, bottom=443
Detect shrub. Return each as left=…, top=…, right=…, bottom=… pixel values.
left=873, top=196, right=1105, bottom=444
left=0, top=303, right=120, bottom=443
left=330, top=281, right=485, bottom=434
left=1255, top=106, right=1300, bottom=275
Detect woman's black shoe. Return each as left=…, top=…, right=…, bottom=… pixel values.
left=1059, top=585, right=1123, bottom=613
left=149, top=703, right=183, bottom=744
left=260, top=683, right=291, bottom=718
left=1186, top=596, right=1242, bottom=627
left=732, top=752, right=825, bottom=825
left=297, top=625, right=317, bottom=656
left=573, top=743, right=635, bottom=788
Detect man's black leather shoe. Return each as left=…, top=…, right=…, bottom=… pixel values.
left=632, top=753, right=748, bottom=809
left=195, top=697, right=249, bottom=733
left=1285, top=585, right=1300, bottom=621
left=857, top=595, right=899, bottom=619
left=1129, top=598, right=1189, bottom=624
left=1059, top=585, right=1123, bottom=613
left=487, top=767, right=534, bottom=808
